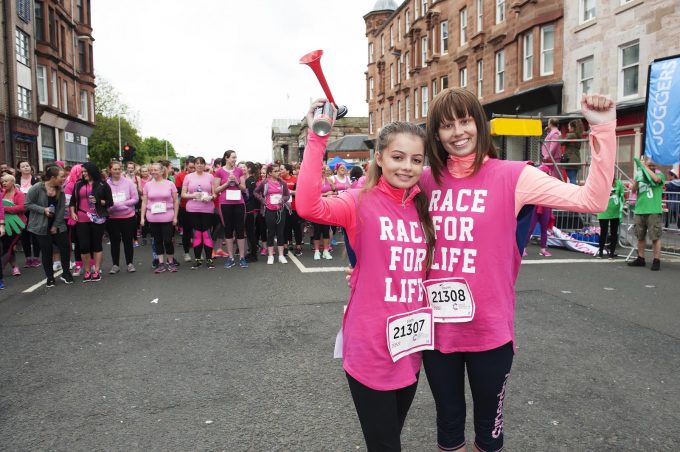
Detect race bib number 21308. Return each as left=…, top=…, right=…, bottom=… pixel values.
left=422, top=277, right=475, bottom=323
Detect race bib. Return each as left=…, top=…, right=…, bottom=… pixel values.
left=270, top=194, right=282, bottom=205
left=225, top=189, right=242, bottom=201
left=20, top=186, right=30, bottom=194
left=112, top=192, right=126, bottom=203
left=422, top=277, right=475, bottom=323
left=150, top=202, right=167, bottom=214
left=65, top=194, right=72, bottom=205
left=386, top=307, right=434, bottom=362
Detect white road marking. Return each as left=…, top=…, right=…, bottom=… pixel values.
left=288, top=254, right=346, bottom=273
left=22, top=270, right=63, bottom=293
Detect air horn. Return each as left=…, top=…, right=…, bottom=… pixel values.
left=299, top=49, right=348, bottom=136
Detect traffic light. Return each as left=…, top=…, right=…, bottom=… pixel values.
left=122, top=143, right=136, bottom=161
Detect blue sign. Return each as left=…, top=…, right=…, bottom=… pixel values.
left=644, top=55, right=680, bottom=165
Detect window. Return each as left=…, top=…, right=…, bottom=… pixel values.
left=460, top=8, right=468, bottom=46
left=476, top=0, right=483, bottom=32
left=441, top=21, right=449, bottom=54
left=78, top=41, right=86, bottom=72
left=523, top=32, right=533, bottom=81
left=369, top=77, right=374, bottom=99
left=76, top=0, right=83, bottom=22
left=460, top=67, right=468, bottom=88
left=421, top=86, right=429, bottom=117
left=48, top=7, right=55, bottom=45
left=60, top=25, right=66, bottom=59
left=495, top=51, right=505, bottom=93
left=390, top=64, right=395, bottom=89
left=406, top=10, right=411, bottom=31
left=405, top=95, right=411, bottom=121
left=414, top=89, right=419, bottom=119
left=422, top=0, right=427, bottom=16
left=421, top=36, right=428, bottom=67
left=432, top=27, right=436, bottom=54
left=381, top=34, right=385, bottom=56
left=397, top=17, right=401, bottom=42
left=580, top=0, right=596, bottom=23
left=381, top=108, right=385, bottom=127
left=620, top=41, right=639, bottom=98
left=390, top=26, right=394, bottom=48
left=35, top=1, right=44, bottom=41
left=432, top=79, right=437, bottom=97
left=540, top=25, right=554, bottom=76
left=397, top=57, right=402, bottom=84
left=390, top=103, right=394, bottom=122
left=369, top=112, right=374, bottom=134
left=496, top=0, right=505, bottom=24
left=578, top=56, right=594, bottom=100
left=80, top=90, right=88, bottom=121
left=368, top=43, right=374, bottom=64
left=17, top=0, right=31, bottom=22
left=37, top=65, right=48, bottom=105
left=41, top=126, right=56, bottom=162
left=17, top=86, right=32, bottom=118
left=414, top=0, right=419, bottom=18
left=15, top=29, right=30, bottom=65
left=51, top=70, right=58, bottom=107
left=477, top=60, right=484, bottom=97
left=397, top=100, right=402, bottom=121
left=386, top=66, right=391, bottom=91
left=441, top=76, right=449, bottom=91
left=62, top=80, right=68, bottom=114
left=405, top=51, right=411, bottom=79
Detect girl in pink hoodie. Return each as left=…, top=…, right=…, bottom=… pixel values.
left=297, top=100, right=436, bottom=451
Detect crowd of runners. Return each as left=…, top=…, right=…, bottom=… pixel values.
left=0, top=155, right=367, bottom=289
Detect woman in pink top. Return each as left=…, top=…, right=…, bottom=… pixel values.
left=253, top=164, right=290, bottom=265
left=1, top=174, right=26, bottom=277
left=141, top=163, right=179, bottom=273
left=17, top=160, right=41, bottom=268
left=213, top=150, right=248, bottom=269
left=297, top=101, right=436, bottom=451
left=541, top=117, right=564, bottom=180
left=420, top=89, right=617, bottom=452
left=181, top=157, right=216, bottom=269
left=64, top=164, right=83, bottom=275
left=106, top=161, right=139, bottom=274
left=309, top=167, right=335, bottom=261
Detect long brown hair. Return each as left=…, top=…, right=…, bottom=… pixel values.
left=426, top=88, right=498, bottom=185
left=363, top=121, right=436, bottom=270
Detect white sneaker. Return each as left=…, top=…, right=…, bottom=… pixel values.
left=267, top=255, right=275, bottom=265
left=109, top=265, right=120, bottom=274
left=314, top=250, right=321, bottom=260
left=53, top=261, right=62, bottom=271
left=322, top=250, right=333, bottom=260
left=184, top=253, right=192, bottom=262
left=278, top=256, right=288, bottom=264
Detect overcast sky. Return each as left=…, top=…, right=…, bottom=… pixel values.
left=92, top=0, right=378, bottom=163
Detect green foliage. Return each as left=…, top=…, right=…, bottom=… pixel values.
left=88, top=114, right=142, bottom=168
left=139, top=136, right=177, bottom=163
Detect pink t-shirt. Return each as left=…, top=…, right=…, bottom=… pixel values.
left=215, top=166, right=244, bottom=205
left=263, top=179, right=285, bottom=211
left=183, top=172, right=215, bottom=214
left=76, top=183, right=95, bottom=223
left=333, top=175, right=350, bottom=192
left=143, top=179, right=176, bottom=223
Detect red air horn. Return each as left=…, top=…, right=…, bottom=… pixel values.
left=299, top=50, right=348, bottom=120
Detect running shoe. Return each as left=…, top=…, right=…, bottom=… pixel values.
left=31, top=258, right=42, bottom=268
left=90, top=272, right=102, bottom=282
left=260, top=246, right=267, bottom=256
left=192, top=259, right=203, bottom=270
left=314, top=250, right=321, bottom=260
left=109, top=265, right=120, bottom=274
left=184, top=253, right=192, bottom=262
left=627, top=256, right=645, bottom=267
left=207, top=259, right=216, bottom=269
left=152, top=258, right=159, bottom=269
left=23, top=258, right=33, bottom=268
left=73, top=262, right=82, bottom=276
left=224, top=257, right=236, bottom=269
left=267, top=255, right=275, bottom=265
left=327, top=246, right=333, bottom=253
left=538, top=250, right=552, bottom=257
left=278, top=256, right=288, bottom=264
left=60, top=272, right=74, bottom=285
left=127, top=263, right=136, bottom=273
left=12, top=266, right=20, bottom=276
left=0, top=279, right=4, bottom=289
left=322, top=250, right=333, bottom=260
left=294, top=247, right=303, bottom=257
left=168, top=262, right=178, bottom=272
left=651, top=258, right=661, bottom=271
left=82, top=272, right=91, bottom=282
left=53, top=261, right=62, bottom=272
left=133, top=241, right=140, bottom=248
left=216, top=249, right=228, bottom=257
left=239, top=257, right=248, bottom=268
left=283, top=248, right=289, bottom=256
left=608, top=253, right=618, bottom=260
left=46, top=278, right=56, bottom=288
left=154, top=264, right=167, bottom=274
left=522, top=250, right=527, bottom=257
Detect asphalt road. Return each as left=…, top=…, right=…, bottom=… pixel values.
left=1, top=241, right=679, bottom=451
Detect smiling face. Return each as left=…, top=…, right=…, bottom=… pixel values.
left=437, top=115, right=478, bottom=158
left=374, top=133, right=425, bottom=190
left=110, top=163, right=122, bottom=179
left=1, top=176, right=14, bottom=191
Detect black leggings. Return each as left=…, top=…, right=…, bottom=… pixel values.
left=264, top=208, right=287, bottom=247
left=245, top=210, right=259, bottom=256
left=36, top=231, right=71, bottom=280
left=75, top=222, right=106, bottom=254
left=598, top=218, right=620, bottom=255
left=178, top=207, right=193, bottom=254
left=312, top=222, right=330, bottom=241
left=221, top=204, right=246, bottom=239
left=346, top=372, right=419, bottom=452
left=423, top=342, right=514, bottom=452
left=149, top=222, right=175, bottom=257
left=285, top=210, right=303, bottom=246
left=20, top=220, right=41, bottom=258
left=106, top=216, right=136, bottom=266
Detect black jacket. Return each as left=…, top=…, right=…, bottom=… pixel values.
left=70, top=179, right=114, bottom=218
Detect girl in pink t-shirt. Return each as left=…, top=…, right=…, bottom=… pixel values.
left=213, top=150, right=247, bottom=269
left=181, top=157, right=216, bottom=268
left=141, top=163, right=179, bottom=273
left=297, top=100, right=436, bottom=451
left=253, top=164, right=290, bottom=265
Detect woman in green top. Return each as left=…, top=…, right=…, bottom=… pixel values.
left=597, top=178, right=625, bottom=258
left=563, top=119, right=584, bottom=184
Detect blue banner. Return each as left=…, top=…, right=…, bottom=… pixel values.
left=644, top=55, right=680, bottom=165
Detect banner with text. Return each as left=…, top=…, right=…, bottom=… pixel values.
left=644, top=55, right=680, bottom=165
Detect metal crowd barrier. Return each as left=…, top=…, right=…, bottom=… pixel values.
left=619, top=195, right=680, bottom=258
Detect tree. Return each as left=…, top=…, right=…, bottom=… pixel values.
left=88, top=113, right=142, bottom=168
left=138, top=136, right=177, bottom=162
left=94, top=75, right=140, bottom=128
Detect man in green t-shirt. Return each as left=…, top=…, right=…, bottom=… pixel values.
left=628, top=156, right=665, bottom=270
